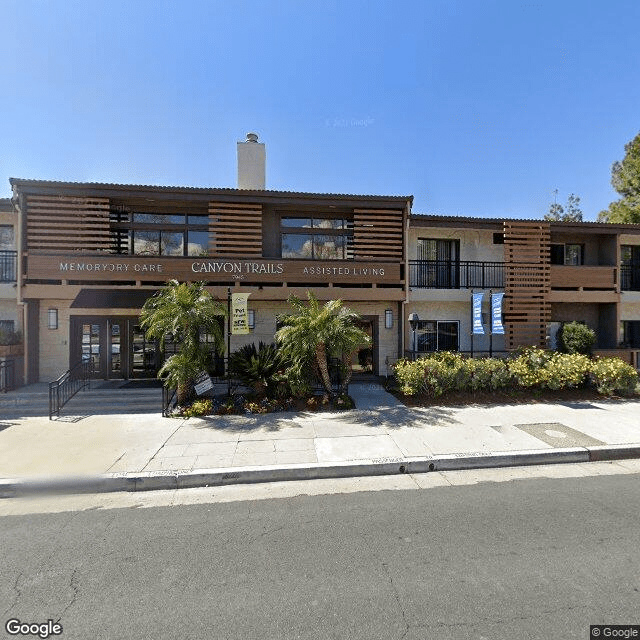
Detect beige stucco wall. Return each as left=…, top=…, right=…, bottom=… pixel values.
left=35, top=299, right=401, bottom=381
left=406, top=301, right=506, bottom=354
left=230, top=301, right=400, bottom=376
left=408, top=227, right=504, bottom=262
left=620, top=302, right=640, bottom=321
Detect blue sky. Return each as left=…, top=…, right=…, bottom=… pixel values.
left=1, top=0, right=639, bottom=220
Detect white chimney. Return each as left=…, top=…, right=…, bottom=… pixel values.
left=237, top=132, right=266, bottom=189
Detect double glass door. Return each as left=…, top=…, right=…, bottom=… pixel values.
left=73, top=317, right=159, bottom=379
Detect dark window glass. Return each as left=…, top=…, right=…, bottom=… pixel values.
left=550, top=244, right=565, bottom=265
left=134, top=230, right=160, bottom=255
left=280, top=214, right=353, bottom=260
left=187, top=214, right=209, bottom=226
left=187, top=230, right=209, bottom=256
left=282, top=234, right=314, bottom=259
left=160, top=231, right=184, bottom=256
left=0, top=225, right=14, bottom=250
left=133, top=213, right=184, bottom=225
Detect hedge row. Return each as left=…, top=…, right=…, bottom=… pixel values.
left=393, top=348, right=639, bottom=397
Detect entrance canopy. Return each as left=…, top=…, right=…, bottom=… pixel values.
left=70, top=289, right=157, bottom=309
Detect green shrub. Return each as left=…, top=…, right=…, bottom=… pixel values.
left=542, top=353, right=591, bottom=390
left=393, top=358, right=428, bottom=396
left=469, top=357, right=512, bottom=391
left=559, top=322, right=596, bottom=355
left=508, top=347, right=551, bottom=388
left=228, top=342, right=285, bottom=395
left=590, top=357, right=639, bottom=395
left=394, top=348, right=637, bottom=400
left=182, top=398, right=213, bottom=418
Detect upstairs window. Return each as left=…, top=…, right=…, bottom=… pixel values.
left=0, top=225, right=14, bottom=250
left=551, top=243, right=583, bottom=265
left=280, top=216, right=353, bottom=260
left=110, top=209, right=209, bottom=257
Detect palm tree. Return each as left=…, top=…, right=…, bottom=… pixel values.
left=140, top=280, right=225, bottom=404
left=275, top=292, right=370, bottom=395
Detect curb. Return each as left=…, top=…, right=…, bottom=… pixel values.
left=1, top=445, right=639, bottom=499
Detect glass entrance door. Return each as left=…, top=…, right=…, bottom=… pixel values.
left=108, top=320, right=123, bottom=378
left=131, top=324, right=158, bottom=378
left=351, top=318, right=377, bottom=375
left=80, top=322, right=104, bottom=378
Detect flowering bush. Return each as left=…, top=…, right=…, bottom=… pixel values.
left=541, top=353, right=591, bottom=390
left=393, top=358, right=429, bottom=395
left=393, top=348, right=638, bottom=398
left=507, top=347, right=551, bottom=388
left=182, top=398, right=213, bottom=418
left=590, top=358, right=639, bottom=395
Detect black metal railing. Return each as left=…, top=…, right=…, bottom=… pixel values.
left=621, top=265, right=640, bottom=291
left=0, top=359, right=15, bottom=393
left=162, top=385, right=177, bottom=417
left=0, top=250, right=17, bottom=282
left=48, top=359, right=93, bottom=419
left=409, top=260, right=505, bottom=289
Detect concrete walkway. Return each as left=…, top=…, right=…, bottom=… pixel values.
left=1, top=383, right=639, bottom=496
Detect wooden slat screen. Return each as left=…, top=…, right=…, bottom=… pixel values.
left=208, top=202, right=262, bottom=258
left=353, top=208, right=404, bottom=262
left=26, top=195, right=111, bottom=253
left=503, top=221, right=551, bottom=350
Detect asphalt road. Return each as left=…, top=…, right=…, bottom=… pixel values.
left=1, top=473, right=640, bottom=640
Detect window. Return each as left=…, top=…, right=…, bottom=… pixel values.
left=492, top=232, right=504, bottom=245
left=415, top=239, right=460, bottom=288
left=414, top=320, right=459, bottom=352
left=551, top=244, right=583, bottom=265
left=0, top=319, right=15, bottom=334
left=110, top=208, right=209, bottom=256
left=0, top=225, right=14, bottom=250
left=280, top=215, right=353, bottom=260
left=621, top=245, right=640, bottom=265
left=621, top=321, right=640, bottom=348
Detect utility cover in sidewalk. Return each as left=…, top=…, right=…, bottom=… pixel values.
left=514, top=423, right=604, bottom=448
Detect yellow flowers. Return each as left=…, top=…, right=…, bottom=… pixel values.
left=393, top=347, right=639, bottom=398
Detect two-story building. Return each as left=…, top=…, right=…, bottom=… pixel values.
left=6, top=133, right=640, bottom=387
left=406, top=215, right=640, bottom=361
left=10, top=135, right=411, bottom=384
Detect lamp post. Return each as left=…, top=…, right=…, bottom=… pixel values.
left=408, top=312, right=419, bottom=360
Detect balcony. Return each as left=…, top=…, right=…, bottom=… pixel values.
left=621, top=265, right=640, bottom=291
left=0, top=250, right=17, bottom=283
left=549, top=265, right=619, bottom=303
left=550, top=265, right=618, bottom=290
left=409, top=260, right=504, bottom=289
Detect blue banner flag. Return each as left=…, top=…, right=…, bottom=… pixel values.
left=491, top=292, right=504, bottom=335
left=472, top=292, right=484, bottom=335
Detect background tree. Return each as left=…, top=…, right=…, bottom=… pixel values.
left=275, top=292, right=370, bottom=395
left=140, top=280, right=225, bottom=404
left=545, top=191, right=583, bottom=222
left=598, top=131, right=640, bottom=223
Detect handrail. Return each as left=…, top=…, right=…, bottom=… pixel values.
left=48, top=359, right=93, bottom=419
left=162, top=385, right=177, bottom=417
left=621, top=264, right=640, bottom=291
left=0, top=359, right=15, bottom=393
left=409, top=260, right=505, bottom=289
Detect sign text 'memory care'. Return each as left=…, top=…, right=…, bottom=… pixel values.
left=30, top=256, right=396, bottom=283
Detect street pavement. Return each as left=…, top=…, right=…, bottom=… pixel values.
left=1, top=382, right=639, bottom=495
left=3, top=473, right=640, bottom=640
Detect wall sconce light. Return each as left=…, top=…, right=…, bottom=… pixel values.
left=247, top=309, right=255, bottom=330
left=48, top=308, right=58, bottom=330
left=385, top=309, right=393, bottom=329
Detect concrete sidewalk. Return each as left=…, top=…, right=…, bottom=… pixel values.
left=1, top=383, right=639, bottom=496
